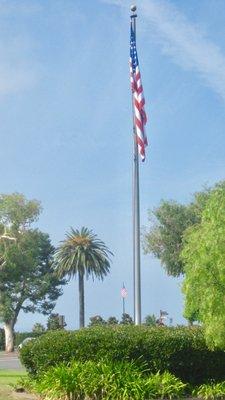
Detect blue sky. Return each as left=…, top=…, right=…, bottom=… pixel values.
left=0, top=0, right=225, bottom=330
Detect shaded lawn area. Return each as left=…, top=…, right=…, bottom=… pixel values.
left=0, top=370, right=35, bottom=400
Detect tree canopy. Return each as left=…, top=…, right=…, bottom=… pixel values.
left=54, top=227, right=112, bottom=328
left=0, top=193, right=64, bottom=351
left=182, top=186, right=225, bottom=349
left=143, top=182, right=224, bottom=277
left=143, top=201, right=198, bottom=276
left=143, top=181, right=225, bottom=335
left=144, top=314, right=157, bottom=326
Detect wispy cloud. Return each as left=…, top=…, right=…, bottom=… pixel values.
left=0, top=38, right=40, bottom=96
left=0, top=1, right=41, bottom=96
left=103, top=0, right=225, bottom=101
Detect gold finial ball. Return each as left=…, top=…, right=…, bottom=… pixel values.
left=131, top=5, right=137, bottom=12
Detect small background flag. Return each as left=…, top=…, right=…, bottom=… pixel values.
left=160, top=310, right=169, bottom=318
left=130, top=22, right=148, bottom=161
left=121, top=284, right=128, bottom=298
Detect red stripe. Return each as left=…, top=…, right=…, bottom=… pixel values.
left=137, top=86, right=143, bottom=95
left=130, top=55, right=147, bottom=160
left=136, top=71, right=140, bottom=81
left=136, top=134, right=145, bottom=147
left=135, top=116, right=143, bottom=132
left=139, top=97, right=145, bottom=107
left=136, top=137, right=145, bottom=158
left=134, top=102, right=147, bottom=127
left=134, top=97, right=144, bottom=113
left=141, top=109, right=147, bottom=125
left=134, top=98, right=142, bottom=112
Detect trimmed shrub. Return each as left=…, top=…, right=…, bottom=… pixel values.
left=19, top=326, right=225, bottom=385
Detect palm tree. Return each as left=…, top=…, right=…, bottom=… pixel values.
left=54, top=227, right=113, bottom=328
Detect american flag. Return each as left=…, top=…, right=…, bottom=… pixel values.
left=130, top=22, right=148, bottom=161
left=120, top=285, right=128, bottom=298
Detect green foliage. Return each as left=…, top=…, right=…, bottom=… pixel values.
left=107, top=316, right=119, bottom=325
left=0, top=193, right=65, bottom=344
left=15, top=331, right=42, bottom=347
left=88, top=315, right=129, bottom=326
left=0, top=193, right=41, bottom=231
left=143, top=182, right=225, bottom=277
left=89, top=315, right=106, bottom=326
left=182, top=186, right=225, bottom=349
left=15, top=375, right=35, bottom=394
left=54, top=227, right=113, bottom=328
left=144, top=314, right=157, bottom=326
left=35, top=362, right=83, bottom=400
left=23, top=360, right=187, bottom=400
left=194, top=381, right=225, bottom=399
left=143, top=200, right=200, bottom=276
left=32, top=323, right=45, bottom=334
left=47, top=313, right=65, bottom=330
left=120, top=313, right=133, bottom=324
left=19, top=326, right=225, bottom=385
left=89, top=315, right=128, bottom=326
left=0, top=229, right=64, bottom=321
left=145, top=371, right=187, bottom=399
left=54, top=227, right=113, bottom=280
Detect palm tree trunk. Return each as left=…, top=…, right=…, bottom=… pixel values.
left=78, top=270, right=85, bottom=328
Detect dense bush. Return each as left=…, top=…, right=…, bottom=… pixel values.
left=21, top=360, right=188, bottom=399
left=19, top=326, right=225, bottom=385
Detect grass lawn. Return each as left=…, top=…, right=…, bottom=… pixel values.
left=0, top=370, right=35, bottom=400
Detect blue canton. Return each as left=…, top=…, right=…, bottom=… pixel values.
left=130, top=24, right=139, bottom=73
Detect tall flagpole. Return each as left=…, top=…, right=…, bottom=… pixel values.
left=131, top=5, right=141, bottom=325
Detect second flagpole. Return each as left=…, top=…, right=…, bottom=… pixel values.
left=131, top=5, right=141, bottom=325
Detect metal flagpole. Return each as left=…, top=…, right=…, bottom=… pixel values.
left=131, top=5, right=141, bottom=325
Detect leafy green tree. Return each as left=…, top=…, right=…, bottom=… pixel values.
left=0, top=193, right=65, bottom=352
left=32, top=323, right=45, bottom=334
left=54, top=227, right=113, bottom=328
left=47, top=313, right=65, bottom=330
left=143, top=201, right=199, bottom=276
left=107, top=316, right=119, bottom=325
left=144, top=314, right=157, bottom=326
left=120, top=313, right=133, bottom=325
left=88, top=315, right=106, bottom=326
left=143, top=182, right=225, bottom=277
left=182, top=186, right=225, bottom=349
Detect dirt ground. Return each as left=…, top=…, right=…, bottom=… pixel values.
left=0, top=386, right=37, bottom=400
left=12, top=391, right=38, bottom=400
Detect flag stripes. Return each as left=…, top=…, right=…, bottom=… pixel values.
left=121, top=286, right=128, bottom=298
left=130, top=22, right=147, bottom=161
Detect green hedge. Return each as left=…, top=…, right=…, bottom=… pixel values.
left=19, top=326, right=225, bottom=385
